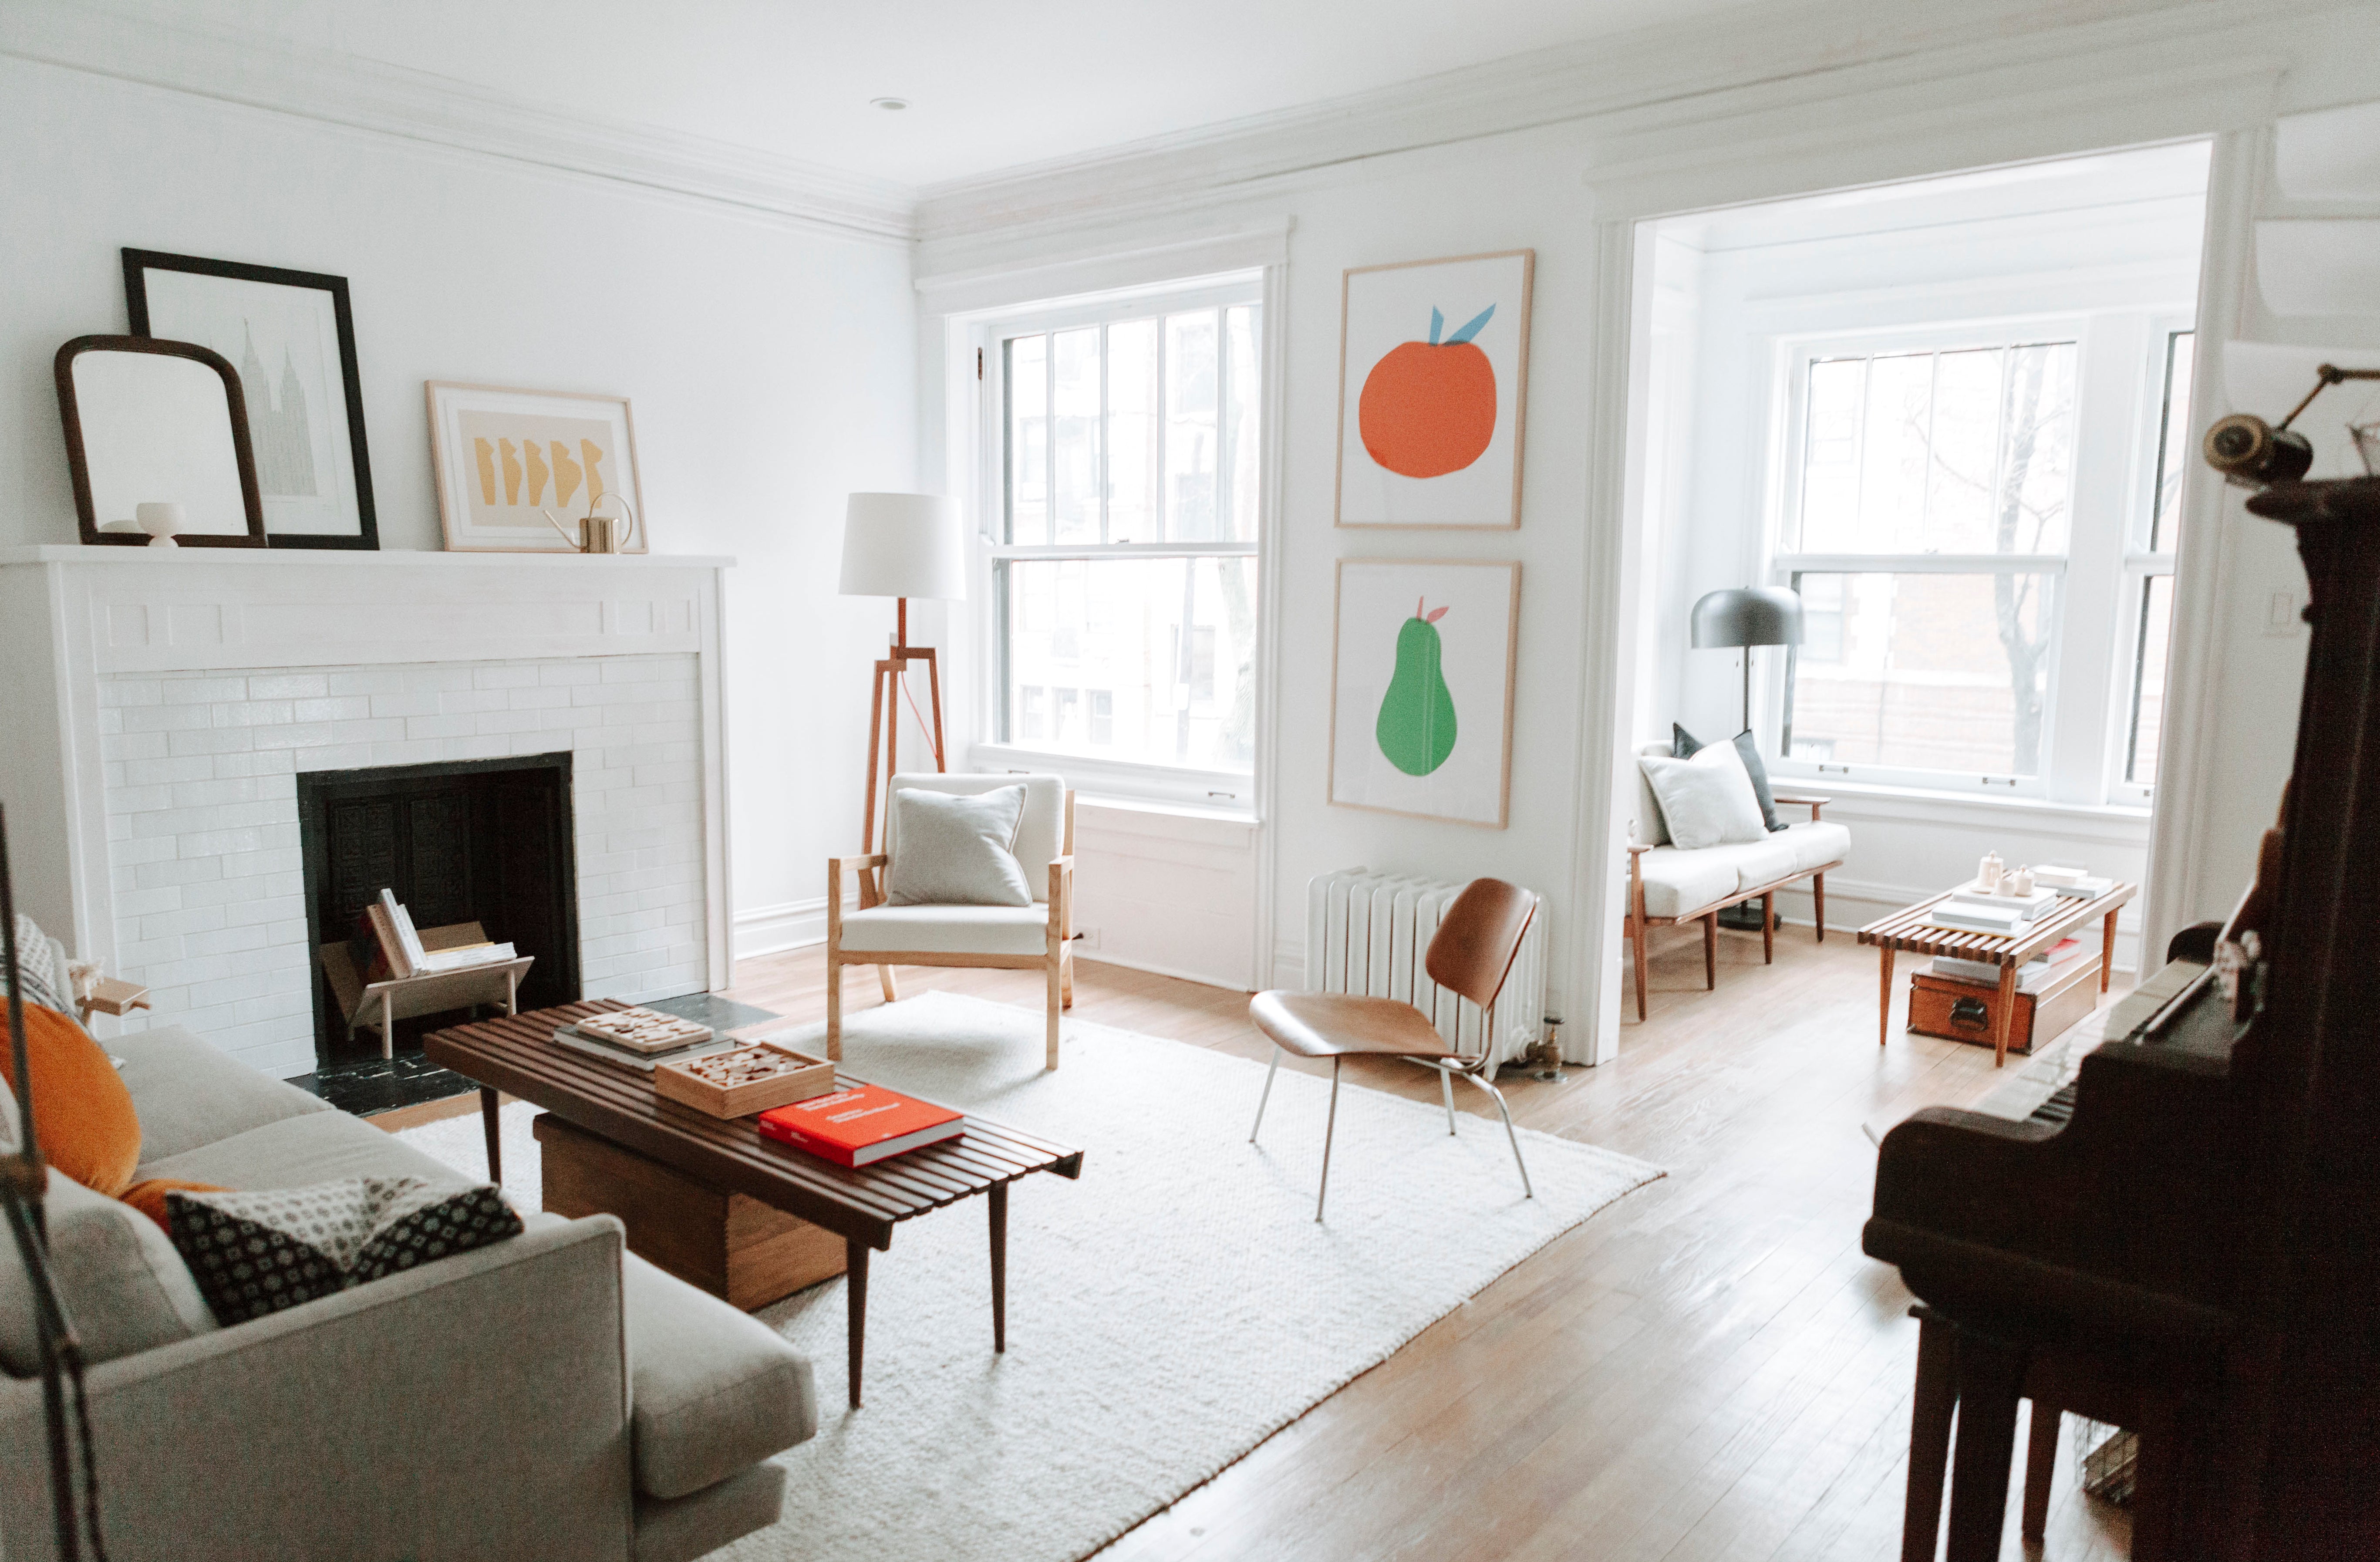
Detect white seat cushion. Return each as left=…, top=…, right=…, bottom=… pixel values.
left=1633, top=824, right=1847, bottom=921
left=838, top=904, right=1050, bottom=957
left=1632, top=847, right=1742, bottom=920
left=1781, top=820, right=1851, bottom=872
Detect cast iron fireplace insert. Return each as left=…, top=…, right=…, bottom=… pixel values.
left=296, top=752, right=580, bottom=1107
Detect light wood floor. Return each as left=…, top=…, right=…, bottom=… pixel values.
left=714, top=921, right=2134, bottom=1562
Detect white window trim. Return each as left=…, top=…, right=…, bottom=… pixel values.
left=965, top=273, right=1267, bottom=808
left=1759, top=309, right=2186, bottom=807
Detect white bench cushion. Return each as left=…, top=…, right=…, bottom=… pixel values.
left=1633, top=820, right=1851, bottom=920
left=838, top=904, right=1050, bottom=956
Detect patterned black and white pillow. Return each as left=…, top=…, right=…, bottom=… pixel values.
left=353, top=1181, right=521, bottom=1282
left=167, top=1177, right=522, bottom=1326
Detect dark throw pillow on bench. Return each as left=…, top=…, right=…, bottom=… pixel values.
left=166, top=1176, right=522, bottom=1326
left=1673, top=724, right=1787, bottom=833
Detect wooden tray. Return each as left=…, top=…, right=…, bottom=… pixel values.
left=653, top=1040, right=838, bottom=1118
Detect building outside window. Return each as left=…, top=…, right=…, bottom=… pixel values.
left=980, top=278, right=1263, bottom=796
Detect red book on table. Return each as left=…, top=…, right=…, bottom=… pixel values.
left=757, top=1083, right=964, bottom=1168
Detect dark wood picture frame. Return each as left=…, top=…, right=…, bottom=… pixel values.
left=122, top=248, right=380, bottom=550
left=54, top=334, right=268, bottom=548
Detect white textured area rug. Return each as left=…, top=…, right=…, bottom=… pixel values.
left=401, top=991, right=1661, bottom=1562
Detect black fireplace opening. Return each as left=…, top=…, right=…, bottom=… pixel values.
left=295, top=752, right=581, bottom=1111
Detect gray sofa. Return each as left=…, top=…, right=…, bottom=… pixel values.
left=0, top=1022, right=815, bottom=1562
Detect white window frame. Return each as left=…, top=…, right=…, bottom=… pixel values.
left=967, top=275, right=1266, bottom=809
left=2108, top=317, right=2194, bottom=806
left=1763, top=308, right=2186, bottom=806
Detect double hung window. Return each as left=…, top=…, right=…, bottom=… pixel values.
left=1772, top=319, right=2193, bottom=800
left=980, top=281, right=1264, bottom=794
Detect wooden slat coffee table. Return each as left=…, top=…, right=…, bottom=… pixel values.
left=1857, top=882, right=2137, bottom=1068
left=424, top=999, right=1084, bottom=1407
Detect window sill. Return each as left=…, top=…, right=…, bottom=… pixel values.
left=967, top=742, right=1257, bottom=815
left=1779, top=774, right=2152, bottom=835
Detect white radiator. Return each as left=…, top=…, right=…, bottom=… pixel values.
left=1305, top=869, right=1549, bottom=1068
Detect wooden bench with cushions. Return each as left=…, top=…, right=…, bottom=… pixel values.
left=1623, top=740, right=1849, bottom=1019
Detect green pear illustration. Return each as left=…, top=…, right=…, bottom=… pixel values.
left=1376, top=597, right=1457, bottom=776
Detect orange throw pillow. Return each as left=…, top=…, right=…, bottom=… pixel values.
left=0, top=1002, right=143, bottom=1197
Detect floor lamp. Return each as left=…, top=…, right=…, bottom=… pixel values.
left=839, top=493, right=966, bottom=853
left=1689, top=585, right=1804, bottom=735
left=1690, top=585, right=1802, bottom=931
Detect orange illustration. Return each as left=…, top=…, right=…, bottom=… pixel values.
left=1358, top=305, right=1497, bottom=479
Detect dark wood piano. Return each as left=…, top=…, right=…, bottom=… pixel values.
left=1865, top=476, right=2380, bottom=1561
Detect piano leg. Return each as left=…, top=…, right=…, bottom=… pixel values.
left=2022, top=1399, right=2061, bottom=1540
left=1946, top=1327, right=2029, bottom=1562
left=1903, top=1309, right=1957, bottom=1562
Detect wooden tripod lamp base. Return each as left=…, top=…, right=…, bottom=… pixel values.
left=862, top=597, right=947, bottom=853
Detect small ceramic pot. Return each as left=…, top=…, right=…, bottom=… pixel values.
left=136, top=502, right=185, bottom=549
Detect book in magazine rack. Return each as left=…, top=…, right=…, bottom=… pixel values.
left=319, top=919, right=534, bottom=1059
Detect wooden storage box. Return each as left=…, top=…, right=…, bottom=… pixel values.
left=1909, top=955, right=2100, bottom=1056
left=652, top=1040, right=837, bottom=1118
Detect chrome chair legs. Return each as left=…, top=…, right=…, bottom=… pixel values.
left=1315, top=1057, right=1341, bottom=1222
left=1251, top=1048, right=1281, bottom=1142
left=1254, top=1045, right=1534, bottom=1222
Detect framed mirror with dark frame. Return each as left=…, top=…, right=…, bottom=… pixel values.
left=54, top=334, right=268, bottom=548
left=123, top=249, right=381, bottom=550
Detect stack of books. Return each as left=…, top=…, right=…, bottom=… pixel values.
left=351, top=887, right=518, bottom=981
left=1931, top=937, right=2088, bottom=994
left=2034, top=864, right=2116, bottom=900
left=551, top=1006, right=735, bottom=1073
left=1924, top=883, right=2059, bottom=935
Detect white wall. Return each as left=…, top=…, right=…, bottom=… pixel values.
left=911, top=0, right=2380, bottom=1056
left=0, top=57, right=918, bottom=955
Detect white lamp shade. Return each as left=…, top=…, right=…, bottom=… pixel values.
left=837, top=493, right=966, bottom=601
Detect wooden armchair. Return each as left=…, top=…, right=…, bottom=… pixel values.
left=826, top=773, right=1076, bottom=1069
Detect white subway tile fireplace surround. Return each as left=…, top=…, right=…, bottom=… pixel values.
left=0, top=548, right=733, bottom=1080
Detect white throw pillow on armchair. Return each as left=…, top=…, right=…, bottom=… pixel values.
left=1638, top=742, right=1770, bottom=851
left=883, top=785, right=1035, bottom=907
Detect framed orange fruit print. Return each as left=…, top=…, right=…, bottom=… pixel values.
left=1335, top=250, right=1533, bottom=529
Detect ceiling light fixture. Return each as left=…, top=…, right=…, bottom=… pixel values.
left=870, top=97, right=909, bottom=111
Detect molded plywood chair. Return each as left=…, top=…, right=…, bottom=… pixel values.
left=826, top=773, right=1075, bottom=1068
left=1247, top=877, right=1537, bottom=1221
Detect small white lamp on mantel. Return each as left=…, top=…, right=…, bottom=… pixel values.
left=838, top=492, right=966, bottom=852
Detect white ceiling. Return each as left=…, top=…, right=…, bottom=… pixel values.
left=64, top=0, right=1775, bottom=188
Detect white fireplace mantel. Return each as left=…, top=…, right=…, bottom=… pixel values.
left=0, top=547, right=735, bottom=1078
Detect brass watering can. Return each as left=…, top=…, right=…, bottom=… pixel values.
left=539, top=492, right=639, bottom=554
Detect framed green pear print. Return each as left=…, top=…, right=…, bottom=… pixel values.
left=1328, top=559, right=1520, bottom=827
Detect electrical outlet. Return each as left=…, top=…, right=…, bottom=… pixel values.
left=2267, top=590, right=2305, bottom=636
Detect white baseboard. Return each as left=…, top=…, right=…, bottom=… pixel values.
left=1076, top=949, right=1251, bottom=992
left=732, top=895, right=833, bottom=961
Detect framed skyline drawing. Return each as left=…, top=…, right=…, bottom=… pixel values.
left=1328, top=559, right=1520, bottom=827
left=426, top=382, right=647, bottom=553
left=1335, top=250, right=1533, bottom=529
left=123, top=249, right=379, bottom=550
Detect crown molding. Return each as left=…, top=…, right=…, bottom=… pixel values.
left=0, top=6, right=918, bottom=243
left=912, top=0, right=2313, bottom=245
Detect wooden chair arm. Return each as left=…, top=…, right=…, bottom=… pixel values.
left=1627, top=843, right=1655, bottom=856
left=1772, top=794, right=1831, bottom=820
left=1048, top=856, right=1075, bottom=939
